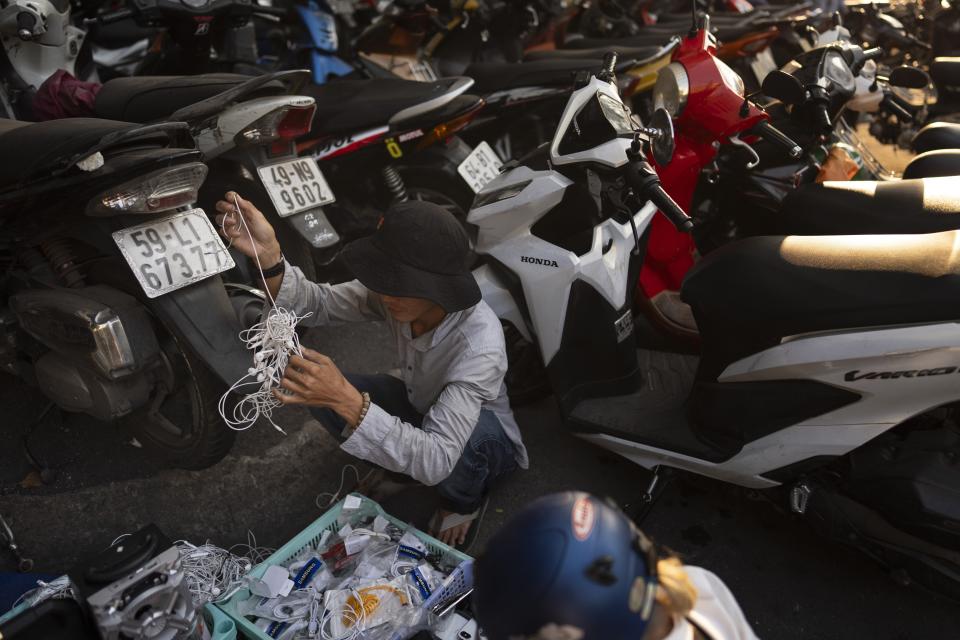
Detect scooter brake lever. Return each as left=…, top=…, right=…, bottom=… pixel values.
left=728, top=134, right=761, bottom=169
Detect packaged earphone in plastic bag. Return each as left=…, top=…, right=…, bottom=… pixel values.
left=322, top=577, right=412, bottom=638
left=406, top=563, right=444, bottom=606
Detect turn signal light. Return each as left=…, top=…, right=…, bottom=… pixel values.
left=416, top=99, right=485, bottom=151
left=86, top=163, right=208, bottom=216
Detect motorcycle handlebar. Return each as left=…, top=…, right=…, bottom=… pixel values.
left=85, top=9, right=134, bottom=25
left=16, top=11, right=36, bottom=39
left=253, top=5, right=287, bottom=16
left=624, top=159, right=693, bottom=232
left=813, top=102, right=832, bottom=134
left=750, top=121, right=802, bottom=158
left=881, top=94, right=914, bottom=122
left=598, top=51, right=618, bottom=82
left=861, top=47, right=883, bottom=62
left=649, top=183, right=694, bottom=232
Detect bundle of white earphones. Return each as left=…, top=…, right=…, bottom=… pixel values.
left=176, top=541, right=254, bottom=606
left=217, top=194, right=310, bottom=434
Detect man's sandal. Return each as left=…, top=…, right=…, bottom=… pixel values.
left=429, top=497, right=489, bottom=551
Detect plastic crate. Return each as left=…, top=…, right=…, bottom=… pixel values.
left=0, top=598, right=29, bottom=626
left=0, top=583, right=235, bottom=640
left=216, top=492, right=472, bottom=640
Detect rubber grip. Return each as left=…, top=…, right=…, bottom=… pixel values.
left=649, top=184, right=693, bottom=232
left=882, top=94, right=914, bottom=122
left=752, top=120, right=802, bottom=158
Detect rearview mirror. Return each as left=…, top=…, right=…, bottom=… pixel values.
left=649, top=108, right=675, bottom=166
left=762, top=70, right=806, bottom=104
left=889, top=66, right=930, bottom=89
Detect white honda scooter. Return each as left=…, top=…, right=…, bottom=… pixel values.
left=468, top=53, right=960, bottom=597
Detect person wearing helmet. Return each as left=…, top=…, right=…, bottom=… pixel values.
left=475, top=492, right=759, bottom=640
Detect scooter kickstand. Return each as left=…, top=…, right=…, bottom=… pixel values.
left=627, top=466, right=672, bottom=524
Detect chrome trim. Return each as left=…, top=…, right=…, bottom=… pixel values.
left=653, top=62, right=689, bottom=117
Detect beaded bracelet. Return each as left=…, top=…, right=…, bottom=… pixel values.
left=344, top=392, right=371, bottom=438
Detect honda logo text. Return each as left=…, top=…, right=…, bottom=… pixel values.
left=520, top=256, right=560, bottom=268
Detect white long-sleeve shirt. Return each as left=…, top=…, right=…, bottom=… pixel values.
left=274, top=262, right=528, bottom=485
left=664, top=567, right=760, bottom=640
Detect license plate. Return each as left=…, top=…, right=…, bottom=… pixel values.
left=112, top=209, right=236, bottom=299
left=258, top=157, right=335, bottom=218
left=750, top=48, right=778, bottom=84
left=458, top=141, right=503, bottom=193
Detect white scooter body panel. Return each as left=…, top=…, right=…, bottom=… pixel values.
left=550, top=76, right=633, bottom=169
left=581, top=321, right=960, bottom=488
left=0, top=0, right=85, bottom=89
left=470, top=166, right=656, bottom=364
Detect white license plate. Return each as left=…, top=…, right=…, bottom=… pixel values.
left=112, top=209, right=236, bottom=299
left=458, top=141, right=503, bottom=193
left=258, top=157, right=335, bottom=218
left=750, top=48, right=778, bottom=84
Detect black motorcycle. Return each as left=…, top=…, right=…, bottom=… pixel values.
left=0, top=118, right=256, bottom=469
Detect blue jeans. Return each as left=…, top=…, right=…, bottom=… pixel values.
left=310, top=374, right=518, bottom=514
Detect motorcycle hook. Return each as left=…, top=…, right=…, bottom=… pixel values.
left=0, top=514, right=34, bottom=572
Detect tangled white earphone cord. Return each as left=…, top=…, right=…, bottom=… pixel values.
left=217, top=194, right=311, bottom=434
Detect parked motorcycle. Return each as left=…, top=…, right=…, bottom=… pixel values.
left=91, top=70, right=330, bottom=280
left=469, top=52, right=960, bottom=600
left=0, top=119, right=254, bottom=469
left=0, top=0, right=93, bottom=118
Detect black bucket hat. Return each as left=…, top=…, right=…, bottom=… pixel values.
left=340, top=200, right=481, bottom=312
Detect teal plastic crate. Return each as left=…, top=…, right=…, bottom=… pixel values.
left=204, top=602, right=239, bottom=639
left=0, top=598, right=29, bottom=626
left=0, top=580, right=235, bottom=640
left=217, top=492, right=472, bottom=640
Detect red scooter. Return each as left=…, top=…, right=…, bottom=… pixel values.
left=638, top=14, right=801, bottom=338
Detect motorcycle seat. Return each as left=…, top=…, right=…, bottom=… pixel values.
left=564, top=33, right=679, bottom=50
left=305, top=76, right=473, bottom=136
left=683, top=229, right=960, bottom=369
left=903, top=150, right=960, bottom=179
left=465, top=59, right=600, bottom=94
left=523, top=45, right=662, bottom=63
left=566, top=22, right=764, bottom=50
left=912, top=121, right=960, bottom=154
left=931, top=57, right=960, bottom=88
left=776, top=177, right=960, bottom=235
left=94, top=74, right=256, bottom=122
left=0, top=118, right=139, bottom=186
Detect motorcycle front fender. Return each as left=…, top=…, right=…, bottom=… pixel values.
left=145, top=274, right=250, bottom=387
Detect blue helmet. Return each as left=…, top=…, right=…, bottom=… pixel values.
left=474, top=492, right=659, bottom=640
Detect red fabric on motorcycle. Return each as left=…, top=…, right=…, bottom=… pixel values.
left=32, top=70, right=102, bottom=121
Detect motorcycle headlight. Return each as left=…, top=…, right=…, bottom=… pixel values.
left=653, top=62, right=689, bottom=117
left=823, top=50, right=856, bottom=94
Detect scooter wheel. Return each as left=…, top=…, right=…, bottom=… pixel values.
left=120, top=316, right=235, bottom=470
